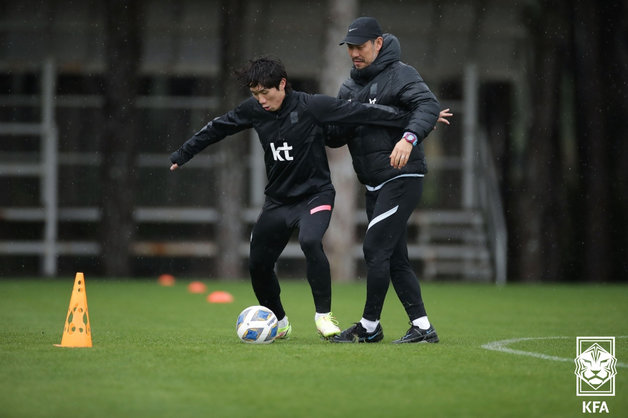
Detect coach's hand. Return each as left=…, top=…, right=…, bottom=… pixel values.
left=170, top=163, right=179, bottom=171
left=389, top=139, right=413, bottom=169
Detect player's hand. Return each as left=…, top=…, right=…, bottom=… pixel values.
left=389, top=139, right=413, bottom=169
left=434, top=108, right=452, bottom=130
left=170, top=163, right=179, bottom=171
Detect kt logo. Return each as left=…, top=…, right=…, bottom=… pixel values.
left=270, top=141, right=294, bottom=161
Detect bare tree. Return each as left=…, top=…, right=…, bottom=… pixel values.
left=602, top=2, right=628, bottom=280
left=572, top=0, right=628, bottom=281
left=510, top=0, right=628, bottom=282
left=516, top=1, right=568, bottom=281
left=215, top=0, right=247, bottom=279
left=320, top=0, right=358, bottom=282
left=100, top=0, right=142, bottom=277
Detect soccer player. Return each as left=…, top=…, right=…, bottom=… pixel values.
left=329, top=17, right=445, bottom=343
left=169, top=56, right=411, bottom=340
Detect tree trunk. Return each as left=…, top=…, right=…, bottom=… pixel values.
left=320, top=0, right=358, bottom=282
left=215, top=0, right=247, bottom=279
left=572, top=1, right=613, bottom=282
left=514, top=0, right=569, bottom=281
left=601, top=2, right=628, bottom=281
left=100, top=0, right=141, bottom=277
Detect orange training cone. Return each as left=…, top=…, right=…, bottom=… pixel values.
left=207, top=290, right=234, bottom=304
left=54, top=272, right=92, bottom=348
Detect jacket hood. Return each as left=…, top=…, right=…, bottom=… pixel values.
left=350, top=33, right=401, bottom=85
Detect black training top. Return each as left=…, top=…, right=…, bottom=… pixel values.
left=170, top=90, right=407, bottom=201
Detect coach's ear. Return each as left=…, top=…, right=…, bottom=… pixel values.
left=374, top=36, right=383, bottom=53
left=279, top=78, right=286, bottom=91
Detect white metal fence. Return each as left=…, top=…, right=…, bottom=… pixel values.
left=0, top=62, right=506, bottom=282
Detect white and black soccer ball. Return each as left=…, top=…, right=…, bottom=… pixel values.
left=236, top=305, right=278, bottom=344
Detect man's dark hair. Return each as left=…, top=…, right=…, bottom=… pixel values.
left=235, top=56, right=292, bottom=93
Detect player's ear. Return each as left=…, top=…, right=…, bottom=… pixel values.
left=279, top=78, right=286, bottom=91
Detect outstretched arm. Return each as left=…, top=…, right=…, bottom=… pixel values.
left=169, top=101, right=253, bottom=169
left=310, top=94, right=409, bottom=128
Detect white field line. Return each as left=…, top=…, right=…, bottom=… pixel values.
left=481, top=336, right=628, bottom=368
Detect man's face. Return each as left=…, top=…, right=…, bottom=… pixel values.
left=250, top=79, right=286, bottom=112
left=346, top=37, right=383, bottom=69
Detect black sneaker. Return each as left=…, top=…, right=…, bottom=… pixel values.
left=331, top=322, right=383, bottom=343
left=392, top=324, right=439, bottom=344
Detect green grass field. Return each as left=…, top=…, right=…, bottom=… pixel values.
left=1, top=278, right=627, bottom=417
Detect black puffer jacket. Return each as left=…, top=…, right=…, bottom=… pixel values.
left=332, top=33, right=440, bottom=187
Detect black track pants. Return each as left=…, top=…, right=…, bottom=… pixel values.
left=362, top=177, right=427, bottom=321
left=249, top=190, right=335, bottom=319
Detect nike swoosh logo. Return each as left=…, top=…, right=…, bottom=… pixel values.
left=367, top=329, right=382, bottom=340
left=348, top=28, right=357, bottom=32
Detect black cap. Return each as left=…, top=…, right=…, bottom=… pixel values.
left=339, top=17, right=383, bottom=45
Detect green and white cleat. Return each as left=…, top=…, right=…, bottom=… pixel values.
left=276, top=322, right=292, bottom=340
left=315, top=313, right=341, bottom=339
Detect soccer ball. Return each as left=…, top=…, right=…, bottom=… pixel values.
left=236, top=305, right=278, bottom=344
